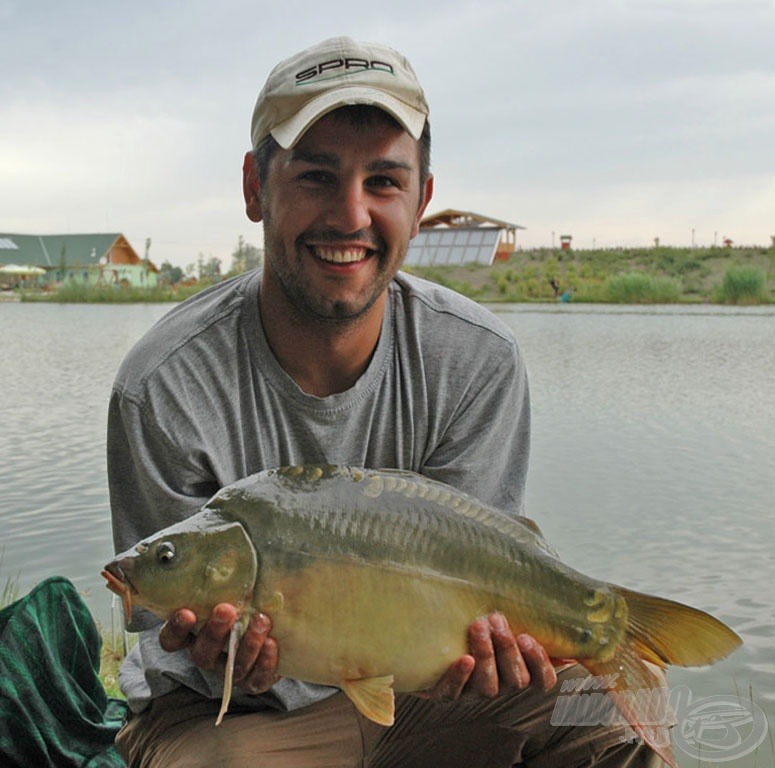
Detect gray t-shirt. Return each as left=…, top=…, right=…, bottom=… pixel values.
left=108, top=270, right=531, bottom=714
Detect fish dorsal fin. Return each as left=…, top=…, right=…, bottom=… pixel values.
left=215, top=620, right=243, bottom=726
left=341, top=675, right=395, bottom=726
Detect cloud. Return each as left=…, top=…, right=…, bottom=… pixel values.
left=1, top=0, right=773, bottom=266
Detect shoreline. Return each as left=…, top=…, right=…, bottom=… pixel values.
left=5, top=245, right=774, bottom=306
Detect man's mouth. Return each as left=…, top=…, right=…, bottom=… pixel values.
left=312, top=245, right=370, bottom=264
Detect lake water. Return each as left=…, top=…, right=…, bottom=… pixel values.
left=1, top=300, right=773, bottom=766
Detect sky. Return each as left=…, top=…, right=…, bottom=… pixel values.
left=1, top=0, right=774, bottom=269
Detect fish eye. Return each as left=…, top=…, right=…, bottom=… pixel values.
left=156, top=541, right=176, bottom=564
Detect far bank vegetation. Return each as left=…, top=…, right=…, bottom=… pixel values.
left=406, top=245, right=774, bottom=305
left=17, top=242, right=773, bottom=305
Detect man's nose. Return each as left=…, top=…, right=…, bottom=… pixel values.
left=326, top=181, right=372, bottom=233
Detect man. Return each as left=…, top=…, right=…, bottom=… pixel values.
left=109, top=36, right=663, bottom=767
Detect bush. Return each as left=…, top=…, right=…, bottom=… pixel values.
left=717, top=266, right=766, bottom=304
left=602, top=273, right=682, bottom=304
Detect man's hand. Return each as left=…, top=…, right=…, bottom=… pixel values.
left=159, top=603, right=280, bottom=695
left=422, top=613, right=558, bottom=701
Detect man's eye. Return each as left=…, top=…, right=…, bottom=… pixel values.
left=368, top=175, right=399, bottom=189
left=299, top=170, right=334, bottom=184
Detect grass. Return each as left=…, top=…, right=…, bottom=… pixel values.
left=716, top=266, right=767, bottom=305
left=0, top=553, right=20, bottom=608
left=19, top=281, right=213, bottom=303
left=588, top=273, right=682, bottom=304
left=1, top=574, right=19, bottom=608
left=405, top=245, right=775, bottom=305
left=98, top=631, right=127, bottom=699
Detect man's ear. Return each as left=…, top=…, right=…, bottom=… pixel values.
left=411, top=174, right=434, bottom=238
left=242, top=151, right=263, bottom=223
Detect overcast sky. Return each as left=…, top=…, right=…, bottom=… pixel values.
left=2, top=0, right=773, bottom=268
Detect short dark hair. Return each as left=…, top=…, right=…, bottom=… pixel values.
left=252, top=104, right=432, bottom=192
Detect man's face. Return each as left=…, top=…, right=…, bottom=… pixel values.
left=254, top=110, right=433, bottom=322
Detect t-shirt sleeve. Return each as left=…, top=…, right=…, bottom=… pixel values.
left=107, top=389, right=217, bottom=554
left=420, top=339, right=531, bottom=516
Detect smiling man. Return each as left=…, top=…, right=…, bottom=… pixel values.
left=246, top=105, right=433, bottom=396
left=109, top=37, right=664, bottom=767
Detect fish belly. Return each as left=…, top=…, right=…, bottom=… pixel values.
left=260, top=557, right=494, bottom=691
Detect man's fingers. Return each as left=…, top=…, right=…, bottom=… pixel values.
left=517, top=633, right=557, bottom=691
left=467, top=617, right=499, bottom=697
left=490, top=613, right=529, bottom=690
left=233, top=613, right=280, bottom=694
left=158, top=608, right=197, bottom=652
left=468, top=616, right=557, bottom=696
left=189, top=603, right=237, bottom=670
left=419, top=655, right=475, bottom=701
left=239, top=637, right=279, bottom=694
left=158, top=605, right=281, bottom=695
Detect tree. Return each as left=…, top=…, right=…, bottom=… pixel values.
left=197, top=254, right=222, bottom=281
left=230, top=235, right=263, bottom=275
left=158, top=260, right=184, bottom=285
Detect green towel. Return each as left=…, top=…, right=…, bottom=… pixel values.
left=0, top=576, right=127, bottom=767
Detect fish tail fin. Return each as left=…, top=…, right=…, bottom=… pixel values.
left=611, top=585, right=742, bottom=668
left=583, top=587, right=741, bottom=767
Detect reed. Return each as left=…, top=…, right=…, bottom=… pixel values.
left=21, top=282, right=208, bottom=303
left=0, top=575, right=19, bottom=609
left=0, top=554, right=20, bottom=609
left=599, top=273, right=682, bottom=304
left=716, top=266, right=766, bottom=305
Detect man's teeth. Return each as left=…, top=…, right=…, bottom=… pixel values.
left=315, top=247, right=367, bottom=264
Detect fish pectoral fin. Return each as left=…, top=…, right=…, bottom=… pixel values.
left=341, top=675, right=395, bottom=726
left=259, top=591, right=284, bottom=614
left=215, top=620, right=243, bottom=726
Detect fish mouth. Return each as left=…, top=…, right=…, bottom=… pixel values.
left=101, top=562, right=138, bottom=621
left=102, top=561, right=137, bottom=592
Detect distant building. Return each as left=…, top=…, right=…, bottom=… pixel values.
left=405, top=209, right=525, bottom=267
left=0, top=233, right=159, bottom=287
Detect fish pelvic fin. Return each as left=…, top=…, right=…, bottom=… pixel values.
left=341, top=675, right=395, bottom=726
left=611, top=585, right=742, bottom=668
left=215, top=620, right=244, bottom=726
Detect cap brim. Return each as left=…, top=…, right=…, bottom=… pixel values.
left=269, top=86, right=427, bottom=149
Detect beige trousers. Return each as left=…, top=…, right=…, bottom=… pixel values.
left=116, top=665, right=668, bottom=768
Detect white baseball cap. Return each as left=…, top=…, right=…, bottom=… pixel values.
left=250, top=36, right=429, bottom=149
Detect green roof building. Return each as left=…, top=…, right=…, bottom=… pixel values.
left=0, top=233, right=158, bottom=288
